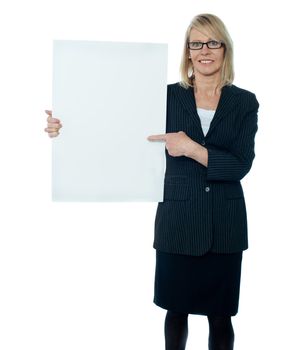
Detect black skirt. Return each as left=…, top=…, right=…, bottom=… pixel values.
left=153, top=249, right=243, bottom=316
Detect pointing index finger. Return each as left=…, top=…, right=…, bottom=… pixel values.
left=147, top=134, right=167, bottom=141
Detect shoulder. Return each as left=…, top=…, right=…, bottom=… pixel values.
left=227, top=84, right=259, bottom=109
left=166, top=82, right=193, bottom=101
left=227, top=84, right=257, bottom=99
left=166, top=82, right=181, bottom=93
left=165, top=82, right=189, bottom=102
left=227, top=84, right=254, bottom=95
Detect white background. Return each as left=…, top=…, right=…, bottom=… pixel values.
left=0, top=0, right=304, bottom=349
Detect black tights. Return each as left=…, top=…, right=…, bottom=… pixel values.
left=164, top=310, right=234, bottom=350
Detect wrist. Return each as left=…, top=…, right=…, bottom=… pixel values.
left=184, top=141, right=208, bottom=167
left=184, top=140, right=200, bottom=158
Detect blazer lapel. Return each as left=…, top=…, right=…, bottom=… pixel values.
left=173, top=83, right=202, bottom=132
left=206, top=85, right=236, bottom=136
left=173, top=83, right=236, bottom=137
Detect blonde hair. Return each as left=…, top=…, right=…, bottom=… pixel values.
left=179, top=13, right=234, bottom=89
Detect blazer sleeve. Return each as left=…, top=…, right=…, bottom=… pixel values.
left=206, top=93, right=259, bottom=182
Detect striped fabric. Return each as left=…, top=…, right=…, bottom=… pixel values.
left=153, top=82, right=259, bottom=256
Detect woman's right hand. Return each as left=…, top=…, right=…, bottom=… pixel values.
left=44, top=110, right=63, bottom=138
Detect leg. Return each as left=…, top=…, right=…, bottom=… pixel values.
left=207, top=315, right=234, bottom=350
left=164, top=310, right=189, bottom=350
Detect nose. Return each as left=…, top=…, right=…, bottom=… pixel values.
left=199, top=43, right=210, bottom=52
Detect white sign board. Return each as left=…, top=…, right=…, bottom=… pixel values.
left=52, top=40, right=168, bottom=202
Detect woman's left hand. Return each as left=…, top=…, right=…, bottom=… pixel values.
left=147, top=131, right=196, bottom=157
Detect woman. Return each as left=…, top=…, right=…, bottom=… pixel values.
left=45, top=13, right=259, bottom=350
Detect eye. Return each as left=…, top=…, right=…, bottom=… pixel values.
left=190, top=41, right=202, bottom=48
left=208, top=40, right=221, bottom=48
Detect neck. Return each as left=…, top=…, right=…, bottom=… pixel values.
left=193, top=74, right=221, bottom=97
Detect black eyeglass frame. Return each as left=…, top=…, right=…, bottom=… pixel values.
left=187, top=40, right=224, bottom=50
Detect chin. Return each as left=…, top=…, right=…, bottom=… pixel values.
left=195, top=67, right=222, bottom=78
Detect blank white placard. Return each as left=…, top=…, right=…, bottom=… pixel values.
left=52, top=40, right=168, bottom=202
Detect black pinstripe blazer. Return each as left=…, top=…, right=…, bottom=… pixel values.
left=153, top=82, right=259, bottom=256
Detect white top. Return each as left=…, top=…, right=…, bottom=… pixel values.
left=196, top=108, right=216, bottom=135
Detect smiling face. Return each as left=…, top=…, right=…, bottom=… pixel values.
left=188, top=27, right=225, bottom=81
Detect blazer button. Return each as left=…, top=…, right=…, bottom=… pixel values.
left=205, top=186, right=210, bottom=192
left=201, top=140, right=206, bottom=146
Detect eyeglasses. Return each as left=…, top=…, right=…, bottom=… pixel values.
left=187, top=40, right=224, bottom=50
